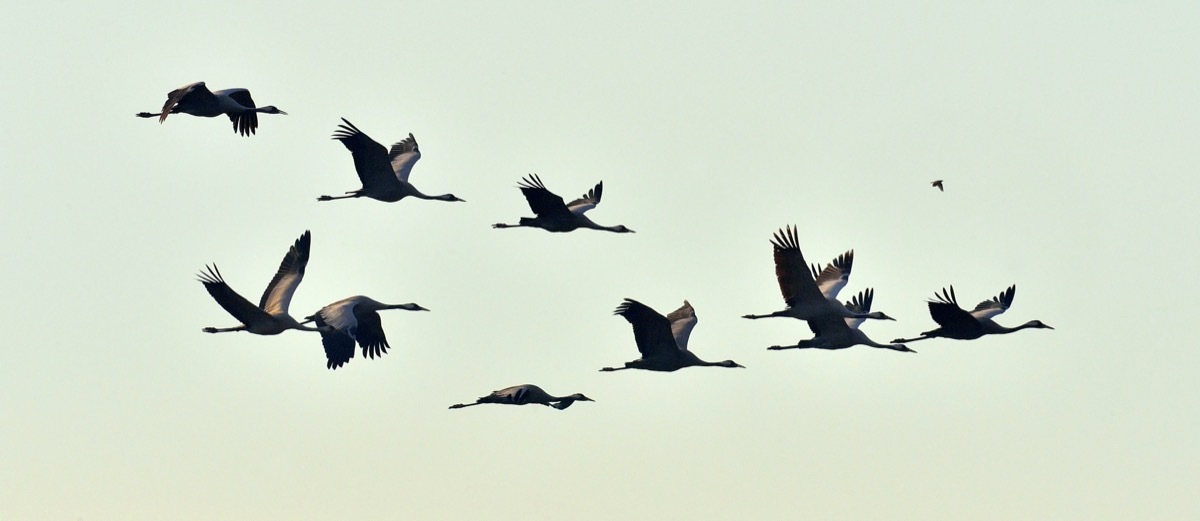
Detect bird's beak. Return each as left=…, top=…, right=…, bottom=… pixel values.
left=418, top=305, right=431, bottom=312
left=279, top=110, right=289, bottom=115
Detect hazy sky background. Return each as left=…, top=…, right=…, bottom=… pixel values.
left=2, top=1, right=1198, bottom=519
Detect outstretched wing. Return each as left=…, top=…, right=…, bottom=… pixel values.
left=971, top=285, right=1015, bottom=321
left=565, top=181, right=602, bottom=215
left=928, top=286, right=983, bottom=333
left=844, top=288, right=874, bottom=329
left=614, top=298, right=678, bottom=357
left=312, top=314, right=356, bottom=370
left=332, top=119, right=399, bottom=191
left=770, top=225, right=826, bottom=306
left=387, top=133, right=421, bottom=183
left=516, top=174, right=572, bottom=219
left=197, top=264, right=273, bottom=325
left=158, top=82, right=213, bottom=122
left=214, top=88, right=258, bottom=136
left=353, top=307, right=391, bottom=360
left=813, top=250, right=854, bottom=298
left=260, top=231, right=311, bottom=315
left=665, top=300, right=698, bottom=351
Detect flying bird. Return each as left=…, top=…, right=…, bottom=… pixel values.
left=136, top=81, right=286, bottom=136
left=892, top=285, right=1053, bottom=344
left=492, top=174, right=634, bottom=233
left=449, top=384, right=594, bottom=410
left=305, top=296, right=429, bottom=370
left=742, top=226, right=892, bottom=322
left=768, top=288, right=913, bottom=353
left=602, top=299, right=742, bottom=372
left=317, top=118, right=464, bottom=203
left=931, top=180, right=944, bottom=191
left=197, top=231, right=320, bottom=335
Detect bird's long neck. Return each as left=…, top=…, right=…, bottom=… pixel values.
left=986, top=321, right=1039, bottom=335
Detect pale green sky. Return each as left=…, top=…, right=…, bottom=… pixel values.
left=2, top=1, right=1198, bottom=519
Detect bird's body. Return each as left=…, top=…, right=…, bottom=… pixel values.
left=198, top=231, right=319, bottom=336
left=768, top=288, right=912, bottom=353
left=136, top=81, right=286, bottom=136
left=449, top=384, right=593, bottom=410
left=893, top=285, right=1053, bottom=344
left=742, top=226, right=892, bottom=322
left=932, top=180, right=945, bottom=191
left=603, top=299, right=742, bottom=372
left=305, top=295, right=428, bottom=369
left=317, top=119, right=463, bottom=204
left=493, top=174, right=634, bottom=233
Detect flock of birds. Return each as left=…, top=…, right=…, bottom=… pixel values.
left=142, top=81, right=1053, bottom=411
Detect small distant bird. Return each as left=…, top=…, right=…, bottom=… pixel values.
left=742, top=226, right=892, bottom=322
left=305, top=296, right=429, bottom=370
left=768, top=288, right=913, bottom=353
left=493, top=174, right=635, bottom=233
left=931, top=180, right=944, bottom=191
left=602, top=299, right=743, bottom=372
left=449, top=384, right=594, bottom=410
left=197, top=231, right=320, bottom=335
left=136, top=81, right=286, bottom=136
left=317, top=118, right=464, bottom=204
left=893, top=285, right=1053, bottom=344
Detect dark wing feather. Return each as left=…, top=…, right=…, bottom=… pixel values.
left=564, top=181, right=602, bottom=213
left=219, top=89, right=258, bottom=136
left=353, top=308, right=391, bottom=360
left=332, top=119, right=399, bottom=191
left=159, top=82, right=213, bottom=122
left=313, top=315, right=356, bottom=370
left=770, top=226, right=826, bottom=306
left=197, top=264, right=273, bottom=324
left=973, top=285, right=1016, bottom=313
left=613, top=299, right=677, bottom=357
left=517, top=174, right=573, bottom=219
left=928, top=286, right=983, bottom=333
left=259, top=231, right=311, bottom=311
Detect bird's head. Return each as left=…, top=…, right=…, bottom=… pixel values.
left=396, top=303, right=429, bottom=312
left=891, top=344, right=916, bottom=353
left=610, top=225, right=635, bottom=234
left=868, top=311, right=896, bottom=321
left=259, top=105, right=287, bottom=115
left=551, top=394, right=595, bottom=410
left=438, top=194, right=466, bottom=202
left=1026, top=320, right=1054, bottom=330
left=719, top=360, right=745, bottom=368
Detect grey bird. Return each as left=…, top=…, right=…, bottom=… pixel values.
left=893, top=285, right=1053, bottom=344
left=742, top=226, right=892, bottom=322
left=449, top=384, right=594, bottom=410
left=317, top=118, right=464, bottom=204
left=602, top=299, right=743, bottom=372
left=136, top=81, right=286, bottom=136
left=493, top=174, right=634, bottom=233
left=197, top=231, right=320, bottom=335
left=305, top=296, right=429, bottom=370
left=768, top=288, right=912, bottom=353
